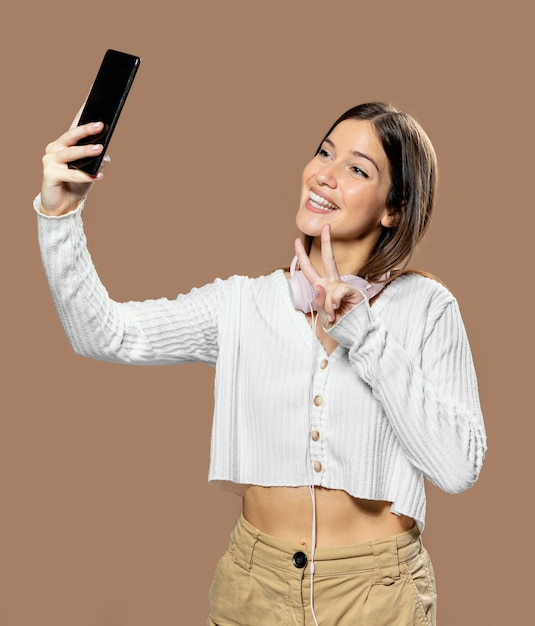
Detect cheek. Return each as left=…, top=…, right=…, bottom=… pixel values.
left=299, top=164, right=314, bottom=204
left=346, top=186, right=387, bottom=213
left=301, top=160, right=317, bottom=185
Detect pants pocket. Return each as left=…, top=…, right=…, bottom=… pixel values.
left=208, top=549, right=295, bottom=626
left=401, top=549, right=437, bottom=626
left=208, top=549, right=250, bottom=625
left=362, top=549, right=436, bottom=626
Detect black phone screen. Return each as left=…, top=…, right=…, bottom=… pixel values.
left=68, top=49, right=140, bottom=175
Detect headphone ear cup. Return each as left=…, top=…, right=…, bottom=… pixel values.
left=342, top=275, right=386, bottom=300
left=287, top=256, right=387, bottom=312
left=288, top=271, right=316, bottom=312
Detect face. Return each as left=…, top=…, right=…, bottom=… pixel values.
left=296, top=119, right=395, bottom=244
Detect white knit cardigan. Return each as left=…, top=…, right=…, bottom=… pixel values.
left=35, top=197, right=487, bottom=531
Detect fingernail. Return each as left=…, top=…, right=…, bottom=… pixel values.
left=92, top=122, right=102, bottom=128
left=91, top=144, right=102, bottom=151
left=327, top=314, right=334, bottom=323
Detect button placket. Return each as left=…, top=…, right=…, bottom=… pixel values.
left=309, top=353, right=330, bottom=481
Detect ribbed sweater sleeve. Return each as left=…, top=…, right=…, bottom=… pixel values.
left=327, top=287, right=486, bottom=495
left=35, top=196, right=222, bottom=366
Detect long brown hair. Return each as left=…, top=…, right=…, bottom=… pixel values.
left=303, top=102, right=438, bottom=283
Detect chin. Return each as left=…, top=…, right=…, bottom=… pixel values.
left=295, top=212, right=325, bottom=238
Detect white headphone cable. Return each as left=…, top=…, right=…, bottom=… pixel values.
left=307, top=303, right=320, bottom=626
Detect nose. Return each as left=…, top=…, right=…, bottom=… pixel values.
left=316, top=161, right=337, bottom=187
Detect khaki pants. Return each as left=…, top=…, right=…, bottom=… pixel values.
left=208, top=514, right=436, bottom=626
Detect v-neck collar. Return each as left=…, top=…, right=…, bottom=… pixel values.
left=273, top=269, right=347, bottom=363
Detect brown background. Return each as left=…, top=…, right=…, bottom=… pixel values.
left=0, top=0, right=531, bottom=624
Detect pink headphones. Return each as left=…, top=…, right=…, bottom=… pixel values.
left=288, top=256, right=387, bottom=313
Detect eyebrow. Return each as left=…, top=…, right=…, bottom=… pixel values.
left=323, top=137, right=381, bottom=173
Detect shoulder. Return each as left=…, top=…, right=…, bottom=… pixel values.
left=368, top=272, right=469, bottom=350
left=211, top=270, right=286, bottom=303
left=375, top=271, right=459, bottom=332
left=246, top=269, right=290, bottom=306
left=385, top=271, right=456, bottom=305
left=220, top=269, right=284, bottom=289
left=212, top=270, right=291, bottom=326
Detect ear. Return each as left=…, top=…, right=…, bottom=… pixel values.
left=381, top=201, right=405, bottom=228
left=380, top=210, right=400, bottom=229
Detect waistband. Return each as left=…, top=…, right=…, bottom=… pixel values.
left=230, top=513, right=423, bottom=580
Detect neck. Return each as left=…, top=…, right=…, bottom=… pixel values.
left=308, top=237, right=374, bottom=277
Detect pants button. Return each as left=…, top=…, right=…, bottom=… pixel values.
left=292, top=551, right=308, bottom=568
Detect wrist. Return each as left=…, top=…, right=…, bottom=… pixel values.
left=39, top=203, right=76, bottom=217
left=34, top=194, right=86, bottom=218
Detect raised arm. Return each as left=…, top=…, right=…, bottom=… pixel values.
left=36, top=116, right=223, bottom=367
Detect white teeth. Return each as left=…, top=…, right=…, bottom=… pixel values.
left=309, top=190, right=338, bottom=211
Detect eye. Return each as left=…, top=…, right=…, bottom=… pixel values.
left=317, top=146, right=332, bottom=159
left=350, top=165, right=369, bottom=179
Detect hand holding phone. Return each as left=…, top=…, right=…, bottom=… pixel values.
left=68, top=49, right=141, bottom=176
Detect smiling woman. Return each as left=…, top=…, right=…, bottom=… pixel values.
left=298, top=102, right=437, bottom=284
left=297, top=119, right=395, bottom=275
left=35, top=100, right=485, bottom=625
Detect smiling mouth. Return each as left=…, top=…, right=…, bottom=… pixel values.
left=308, top=190, right=339, bottom=211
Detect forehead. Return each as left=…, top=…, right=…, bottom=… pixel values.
left=326, top=119, right=386, bottom=161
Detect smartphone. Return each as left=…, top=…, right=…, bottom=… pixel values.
left=68, top=49, right=141, bottom=176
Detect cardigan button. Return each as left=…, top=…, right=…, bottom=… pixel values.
left=313, top=461, right=323, bottom=473
left=292, top=551, right=308, bottom=569
left=313, top=395, right=323, bottom=407
left=311, top=430, right=320, bottom=441
left=320, top=359, right=328, bottom=369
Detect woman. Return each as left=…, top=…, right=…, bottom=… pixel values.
left=36, top=102, right=486, bottom=625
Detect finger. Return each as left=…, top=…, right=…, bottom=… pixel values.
left=43, top=142, right=103, bottom=171
left=321, top=286, right=337, bottom=324
left=47, top=121, right=104, bottom=154
left=42, top=147, right=104, bottom=189
left=330, top=282, right=363, bottom=309
left=64, top=121, right=104, bottom=147
left=314, top=284, right=327, bottom=308
left=317, top=283, right=331, bottom=326
left=43, top=158, right=100, bottom=187
left=313, top=284, right=331, bottom=326
left=320, top=225, right=340, bottom=281
left=294, top=238, right=322, bottom=286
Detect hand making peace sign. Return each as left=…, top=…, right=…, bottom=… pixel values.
left=294, top=224, right=365, bottom=329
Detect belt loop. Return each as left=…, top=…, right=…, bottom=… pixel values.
left=370, top=537, right=400, bottom=585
